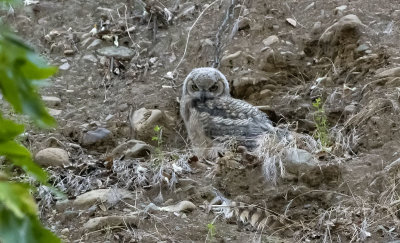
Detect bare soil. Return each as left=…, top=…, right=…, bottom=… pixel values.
left=3, top=0, right=400, bottom=242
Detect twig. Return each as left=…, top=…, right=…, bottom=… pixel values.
left=173, top=0, right=219, bottom=74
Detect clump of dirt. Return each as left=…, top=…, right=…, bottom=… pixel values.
left=2, top=0, right=400, bottom=242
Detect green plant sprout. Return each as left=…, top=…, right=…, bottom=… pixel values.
left=312, top=97, right=331, bottom=148
left=207, top=223, right=216, bottom=240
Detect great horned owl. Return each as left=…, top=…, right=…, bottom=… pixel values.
left=180, top=67, right=278, bottom=158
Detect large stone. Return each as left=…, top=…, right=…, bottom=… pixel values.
left=86, top=39, right=102, bottom=50
left=320, top=14, right=363, bottom=43
left=375, top=67, right=400, bottom=78
left=262, top=35, right=279, bottom=46
left=82, top=54, right=98, bottom=63
left=48, top=108, right=62, bottom=116
left=112, top=140, right=153, bottom=158
left=130, top=108, right=174, bottom=144
left=84, top=215, right=139, bottom=231
left=283, top=148, right=317, bottom=174
left=81, top=127, right=112, bottom=146
left=319, top=14, right=363, bottom=58
left=96, top=46, right=135, bottom=60
left=59, top=62, right=70, bottom=70
left=73, top=188, right=134, bottom=209
left=42, top=96, right=61, bottom=107
left=35, top=148, right=70, bottom=167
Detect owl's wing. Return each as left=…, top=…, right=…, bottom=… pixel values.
left=193, top=97, right=275, bottom=145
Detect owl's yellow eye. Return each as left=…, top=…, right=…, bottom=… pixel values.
left=209, top=84, right=218, bottom=92
left=191, top=83, right=199, bottom=91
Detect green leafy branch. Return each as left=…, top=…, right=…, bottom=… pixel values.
left=0, top=4, right=61, bottom=242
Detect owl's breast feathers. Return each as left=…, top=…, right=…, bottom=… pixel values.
left=189, top=96, right=275, bottom=148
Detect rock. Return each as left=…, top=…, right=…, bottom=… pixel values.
left=286, top=18, right=297, bottom=27
left=334, top=5, right=347, bottom=15
left=64, top=50, right=74, bottom=56
left=42, top=96, right=61, bottom=107
left=111, top=140, right=153, bottom=158
left=96, top=46, right=135, bottom=60
left=284, top=148, right=317, bottom=174
left=238, top=17, right=250, bottom=30
left=146, top=201, right=196, bottom=213
left=220, top=51, right=242, bottom=65
left=82, top=54, right=98, bottom=63
left=83, top=215, right=139, bottom=231
left=86, top=39, right=102, bottom=50
left=130, top=108, right=174, bottom=144
left=81, top=127, right=112, bottom=146
left=163, top=71, right=174, bottom=80
left=319, top=14, right=363, bottom=44
left=232, top=76, right=260, bottom=97
left=35, top=148, right=70, bottom=167
left=375, top=67, right=400, bottom=78
left=59, top=62, right=70, bottom=71
left=304, top=2, right=315, bottom=11
left=73, top=188, right=134, bottom=209
left=48, top=108, right=62, bottom=116
left=356, top=44, right=369, bottom=52
left=262, top=35, right=279, bottom=46
left=344, top=103, right=357, bottom=115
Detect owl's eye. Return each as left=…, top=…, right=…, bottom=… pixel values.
left=191, top=83, right=199, bottom=91
left=209, top=84, right=219, bottom=92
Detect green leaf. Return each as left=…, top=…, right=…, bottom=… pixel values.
left=0, top=30, right=57, bottom=128
left=0, top=141, right=48, bottom=183
left=153, top=125, right=161, bottom=132
left=151, top=136, right=159, bottom=141
left=0, top=116, right=25, bottom=142
left=0, top=205, right=61, bottom=243
left=0, top=182, right=36, bottom=217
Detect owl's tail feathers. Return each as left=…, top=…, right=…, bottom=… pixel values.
left=207, top=191, right=288, bottom=231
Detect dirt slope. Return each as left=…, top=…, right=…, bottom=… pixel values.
left=3, top=0, right=400, bottom=242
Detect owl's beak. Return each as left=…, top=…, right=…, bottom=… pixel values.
left=199, top=91, right=207, bottom=102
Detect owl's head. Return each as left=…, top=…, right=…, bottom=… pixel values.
left=182, top=67, right=230, bottom=99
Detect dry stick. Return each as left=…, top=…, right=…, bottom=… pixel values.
left=124, top=4, right=135, bottom=45
left=173, top=0, right=219, bottom=74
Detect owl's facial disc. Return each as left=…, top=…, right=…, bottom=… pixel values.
left=186, top=78, right=224, bottom=99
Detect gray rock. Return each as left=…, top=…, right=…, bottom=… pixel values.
left=81, top=127, right=112, bottom=146
left=48, top=108, right=62, bottom=116
left=130, top=108, right=174, bottom=144
left=262, top=35, right=279, bottom=46
left=356, top=44, right=369, bottom=52
left=82, top=54, right=98, bottom=63
left=286, top=18, right=297, bottom=27
left=344, top=104, right=357, bottom=115
left=112, top=139, right=153, bottom=158
left=96, top=46, right=135, bottom=60
left=73, top=188, right=134, bottom=209
left=238, top=17, right=250, bottom=30
left=319, top=14, right=363, bottom=44
left=42, top=96, right=61, bottom=107
left=64, top=50, right=74, bottom=56
left=83, top=215, right=139, bottom=231
left=375, top=67, right=400, bottom=78
left=59, top=62, right=70, bottom=71
left=87, top=39, right=102, bottom=50
left=284, top=148, right=317, bottom=174
left=220, top=51, right=242, bottom=65
left=35, top=148, right=70, bottom=167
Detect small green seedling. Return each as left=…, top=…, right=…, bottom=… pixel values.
left=207, top=223, right=216, bottom=240
left=312, top=98, right=330, bottom=148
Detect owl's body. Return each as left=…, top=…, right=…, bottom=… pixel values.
left=180, top=67, right=277, bottom=158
